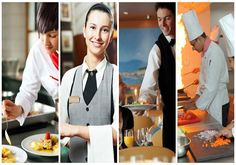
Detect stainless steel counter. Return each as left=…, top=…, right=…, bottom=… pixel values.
left=178, top=110, right=234, bottom=163
left=2, top=121, right=58, bottom=163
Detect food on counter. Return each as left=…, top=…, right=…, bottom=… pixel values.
left=210, top=136, right=231, bottom=148
left=2, top=147, right=16, bottom=163
left=30, top=132, right=58, bottom=153
left=194, top=130, right=218, bottom=141
left=178, top=111, right=201, bottom=125
left=202, top=136, right=231, bottom=148
left=178, top=112, right=197, bottom=120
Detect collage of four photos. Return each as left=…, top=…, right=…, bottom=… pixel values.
left=1, top=0, right=235, bottom=163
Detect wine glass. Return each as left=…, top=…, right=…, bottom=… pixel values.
left=157, top=115, right=163, bottom=128
left=124, top=129, right=134, bottom=148
left=135, top=129, right=145, bottom=146
left=141, top=127, right=152, bottom=146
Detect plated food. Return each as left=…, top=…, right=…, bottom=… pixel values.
left=30, top=132, right=58, bottom=153
left=21, top=133, right=58, bottom=156
left=2, top=145, right=27, bottom=163
left=2, top=147, right=16, bottom=163
left=123, top=103, right=156, bottom=111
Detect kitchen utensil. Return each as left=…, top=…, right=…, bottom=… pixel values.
left=178, top=105, right=184, bottom=109
left=177, top=136, right=191, bottom=157
left=183, top=68, right=200, bottom=76
left=187, top=130, right=234, bottom=162
left=5, top=118, right=12, bottom=145
left=182, top=79, right=199, bottom=90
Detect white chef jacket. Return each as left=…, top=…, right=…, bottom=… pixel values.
left=196, top=41, right=229, bottom=124
left=15, top=39, right=59, bottom=125
left=139, top=35, right=175, bottom=104
left=60, top=57, right=118, bottom=144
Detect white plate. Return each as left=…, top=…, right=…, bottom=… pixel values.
left=21, top=134, right=58, bottom=157
left=123, top=104, right=156, bottom=111
left=2, top=144, right=27, bottom=163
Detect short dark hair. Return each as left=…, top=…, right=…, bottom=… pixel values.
left=37, top=3, right=58, bottom=33
left=155, top=2, right=175, bottom=15
left=201, top=32, right=207, bottom=38
left=85, top=3, right=113, bottom=27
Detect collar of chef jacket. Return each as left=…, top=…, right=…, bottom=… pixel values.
left=202, top=37, right=211, bottom=57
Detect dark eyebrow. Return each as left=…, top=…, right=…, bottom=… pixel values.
left=157, top=15, right=172, bottom=19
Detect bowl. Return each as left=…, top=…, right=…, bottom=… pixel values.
left=177, top=136, right=191, bottom=157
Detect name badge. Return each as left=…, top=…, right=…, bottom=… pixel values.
left=69, top=96, right=80, bottom=104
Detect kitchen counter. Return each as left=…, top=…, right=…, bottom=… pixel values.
left=178, top=110, right=234, bottom=163
left=2, top=121, right=58, bottom=163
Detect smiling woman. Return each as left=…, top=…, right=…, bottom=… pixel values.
left=60, top=3, right=118, bottom=163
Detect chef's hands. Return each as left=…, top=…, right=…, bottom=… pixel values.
left=182, top=95, right=199, bottom=111
left=182, top=100, right=197, bottom=111
left=2, top=100, right=23, bottom=119
left=216, top=122, right=234, bottom=138
left=216, top=127, right=233, bottom=138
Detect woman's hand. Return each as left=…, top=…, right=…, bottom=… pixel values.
left=2, top=100, right=23, bottom=119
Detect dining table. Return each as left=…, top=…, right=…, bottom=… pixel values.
left=119, top=146, right=175, bottom=163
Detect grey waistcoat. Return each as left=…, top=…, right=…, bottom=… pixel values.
left=68, top=63, right=114, bottom=162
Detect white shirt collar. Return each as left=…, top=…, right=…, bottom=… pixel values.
left=82, top=56, right=107, bottom=77
left=165, top=35, right=174, bottom=43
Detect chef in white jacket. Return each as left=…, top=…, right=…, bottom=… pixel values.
left=219, top=13, right=234, bottom=69
left=216, top=13, right=234, bottom=137
left=2, top=3, right=59, bottom=126
left=182, top=10, right=229, bottom=126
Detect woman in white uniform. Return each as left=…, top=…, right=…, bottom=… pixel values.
left=60, top=3, right=118, bottom=162
left=182, top=10, right=229, bottom=126
left=2, top=3, right=59, bottom=126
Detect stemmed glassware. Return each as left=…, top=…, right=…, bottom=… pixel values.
left=124, top=129, right=134, bottom=148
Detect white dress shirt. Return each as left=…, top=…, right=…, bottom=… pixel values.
left=139, top=35, right=175, bottom=104
left=60, top=56, right=118, bottom=131
left=15, top=39, right=59, bottom=125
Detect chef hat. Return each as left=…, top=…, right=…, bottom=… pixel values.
left=182, top=10, right=203, bottom=41
left=210, top=25, right=220, bottom=42
left=219, top=13, right=234, bottom=57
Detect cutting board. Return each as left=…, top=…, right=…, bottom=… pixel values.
left=178, top=112, right=201, bottom=126
left=186, top=131, right=234, bottom=162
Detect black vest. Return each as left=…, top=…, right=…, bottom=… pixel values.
left=155, top=33, right=176, bottom=152
left=155, top=33, right=175, bottom=108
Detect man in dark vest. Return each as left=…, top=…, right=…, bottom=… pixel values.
left=139, top=2, right=176, bottom=152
